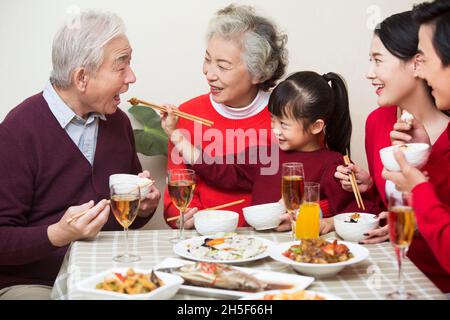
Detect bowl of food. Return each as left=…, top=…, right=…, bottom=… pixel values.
left=379, top=143, right=430, bottom=172
left=75, top=267, right=183, bottom=300
left=194, top=210, right=239, bottom=236
left=243, top=202, right=284, bottom=231
left=334, top=213, right=379, bottom=242
left=269, top=239, right=369, bottom=278
left=109, top=174, right=154, bottom=200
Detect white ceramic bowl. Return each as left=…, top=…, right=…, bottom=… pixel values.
left=379, top=143, right=430, bottom=172
left=109, top=174, right=154, bottom=200
left=194, top=210, right=239, bottom=236
left=269, top=240, right=369, bottom=278
left=334, top=213, right=379, bottom=242
left=243, top=202, right=284, bottom=231
left=75, top=268, right=183, bottom=300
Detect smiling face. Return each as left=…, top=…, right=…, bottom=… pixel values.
left=81, top=35, right=136, bottom=115
left=366, top=35, right=418, bottom=107
left=416, top=24, right=450, bottom=110
left=203, top=35, right=259, bottom=108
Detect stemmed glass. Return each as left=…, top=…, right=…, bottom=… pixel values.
left=110, top=183, right=141, bottom=263
left=387, top=192, right=416, bottom=300
left=168, top=169, right=196, bottom=243
left=281, top=162, right=305, bottom=240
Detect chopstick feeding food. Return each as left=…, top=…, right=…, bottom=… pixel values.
left=128, top=98, right=214, bottom=127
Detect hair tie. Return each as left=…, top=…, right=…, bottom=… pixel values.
left=322, top=73, right=331, bottom=82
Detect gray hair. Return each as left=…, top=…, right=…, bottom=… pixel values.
left=206, top=4, right=288, bottom=91
left=50, top=10, right=126, bottom=89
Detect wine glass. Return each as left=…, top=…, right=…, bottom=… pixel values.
left=281, top=162, right=305, bottom=240
left=386, top=192, right=416, bottom=300
left=168, top=169, right=196, bottom=243
left=296, top=182, right=320, bottom=240
left=110, top=183, right=141, bottom=263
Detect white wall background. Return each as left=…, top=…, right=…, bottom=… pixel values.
left=0, top=0, right=419, bottom=229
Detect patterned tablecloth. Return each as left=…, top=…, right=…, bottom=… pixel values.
left=50, top=228, right=446, bottom=300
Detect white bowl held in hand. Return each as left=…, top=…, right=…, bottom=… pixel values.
left=334, top=213, right=379, bottom=243
left=194, top=210, right=239, bottom=236
left=109, top=174, right=154, bottom=200
left=379, top=143, right=430, bottom=172
left=243, top=202, right=284, bottom=231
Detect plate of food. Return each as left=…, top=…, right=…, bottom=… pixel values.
left=240, top=289, right=341, bottom=300
left=75, top=267, right=183, bottom=300
left=154, top=258, right=314, bottom=299
left=173, top=235, right=274, bottom=264
left=269, top=239, right=369, bottom=278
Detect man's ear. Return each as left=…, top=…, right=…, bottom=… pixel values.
left=310, top=119, right=325, bottom=135
left=72, top=68, right=89, bottom=92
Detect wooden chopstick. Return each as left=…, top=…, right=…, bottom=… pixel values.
left=343, top=155, right=365, bottom=210
left=166, top=199, right=246, bottom=222
left=128, top=98, right=214, bottom=127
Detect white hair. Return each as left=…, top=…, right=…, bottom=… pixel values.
left=50, top=10, right=126, bottom=89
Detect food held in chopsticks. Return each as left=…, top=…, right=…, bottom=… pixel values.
left=345, top=213, right=361, bottom=223
left=96, top=268, right=164, bottom=294
left=262, top=290, right=326, bottom=300
left=400, top=110, right=414, bottom=125
left=282, top=239, right=354, bottom=264
left=187, top=235, right=267, bottom=261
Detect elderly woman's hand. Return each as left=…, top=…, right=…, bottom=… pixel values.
left=160, top=104, right=179, bottom=137
left=175, top=207, right=198, bottom=230
left=334, top=163, right=373, bottom=193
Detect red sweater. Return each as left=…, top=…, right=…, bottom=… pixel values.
left=366, top=106, right=450, bottom=292
left=191, top=147, right=382, bottom=217
left=164, top=94, right=271, bottom=228
left=0, top=93, right=150, bottom=289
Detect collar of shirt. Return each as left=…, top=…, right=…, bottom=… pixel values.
left=209, top=90, right=270, bottom=120
left=42, top=80, right=106, bottom=128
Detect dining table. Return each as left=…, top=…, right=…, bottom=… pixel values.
left=50, top=228, right=447, bottom=300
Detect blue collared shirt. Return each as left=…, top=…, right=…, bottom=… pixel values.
left=43, top=81, right=106, bottom=165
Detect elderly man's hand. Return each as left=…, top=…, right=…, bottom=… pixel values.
left=390, top=119, right=431, bottom=146
left=47, top=199, right=110, bottom=247
left=137, top=170, right=161, bottom=218
left=382, top=149, right=428, bottom=193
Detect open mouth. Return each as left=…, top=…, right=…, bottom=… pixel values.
left=114, top=95, right=121, bottom=103
left=373, top=84, right=385, bottom=95
left=210, top=85, right=223, bottom=95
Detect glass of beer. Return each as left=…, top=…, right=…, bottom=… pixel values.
left=110, top=183, right=141, bottom=262
left=168, top=169, right=196, bottom=243
left=296, top=182, right=320, bottom=239
left=387, top=192, right=416, bottom=300
left=281, top=162, right=305, bottom=240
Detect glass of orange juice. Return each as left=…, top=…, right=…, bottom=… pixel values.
left=296, top=182, right=320, bottom=240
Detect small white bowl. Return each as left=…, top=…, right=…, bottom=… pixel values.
left=334, top=213, right=379, bottom=243
left=75, top=268, right=183, bottom=300
left=379, top=143, right=430, bottom=172
left=194, top=210, right=239, bottom=236
left=270, top=240, right=369, bottom=278
left=109, top=174, right=154, bottom=200
left=243, top=202, right=284, bottom=231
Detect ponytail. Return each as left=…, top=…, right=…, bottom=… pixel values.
left=322, top=72, right=352, bottom=156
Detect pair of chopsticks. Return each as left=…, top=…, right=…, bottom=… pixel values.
left=66, top=180, right=154, bottom=224
left=343, top=155, right=365, bottom=210
left=128, top=98, right=214, bottom=127
left=166, top=199, right=245, bottom=222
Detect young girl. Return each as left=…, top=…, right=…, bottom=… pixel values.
left=162, top=71, right=381, bottom=234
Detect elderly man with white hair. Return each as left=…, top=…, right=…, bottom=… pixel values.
left=0, top=11, right=161, bottom=299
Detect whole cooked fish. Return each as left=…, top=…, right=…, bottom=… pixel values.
left=167, top=262, right=268, bottom=292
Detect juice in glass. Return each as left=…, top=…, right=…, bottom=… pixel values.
left=296, top=202, right=320, bottom=239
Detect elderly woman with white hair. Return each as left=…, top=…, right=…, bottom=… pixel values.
left=163, top=4, right=288, bottom=229
left=0, top=11, right=160, bottom=299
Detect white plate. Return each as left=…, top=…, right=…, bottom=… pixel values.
left=173, top=235, right=274, bottom=264
left=240, top=289, right=341, bottom=300
left=154, top=258, right=314, bottom=299
left=75, top=267, right=183, bottom=300
left=269, top=240, right=369, bottom=278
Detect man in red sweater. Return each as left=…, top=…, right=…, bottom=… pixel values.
left=0, top=11, right=161, bottom=299
left=383, top=0, right=450, bottom=292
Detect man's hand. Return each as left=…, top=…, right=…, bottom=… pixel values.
left=137, top=170, right=161, bottom=218
left=390, top=119, right=431, bottom=146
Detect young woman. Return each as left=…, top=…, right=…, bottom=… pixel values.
left=163, top=4, right=288, bottom=229
left=162, top=71, right=381, bottom=234
left=334, top=11, right=450, bottom=292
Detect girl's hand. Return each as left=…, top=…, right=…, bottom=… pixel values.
left=359, top=211, right=390, bottom=244
left=334, top=163, right=373, bottom=193
left=275, top=213, right=292, bottom=232
left=390, top=119, right=431, bottom=146
left=319, top=217, right=335, bottom=235
left=160, top=104, right=179, bottom=137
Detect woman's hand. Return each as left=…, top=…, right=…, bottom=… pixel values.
left=319, top=217, right=335, bottom=235
left=334, top=163, right=373, bottom=193
left=160, top=104, right=179, bottom=137
left=390, top=119, right=431, bottom=146
left=359, top=211, right=390, bottom=244
left=175, top=207, right=198, bottom=230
